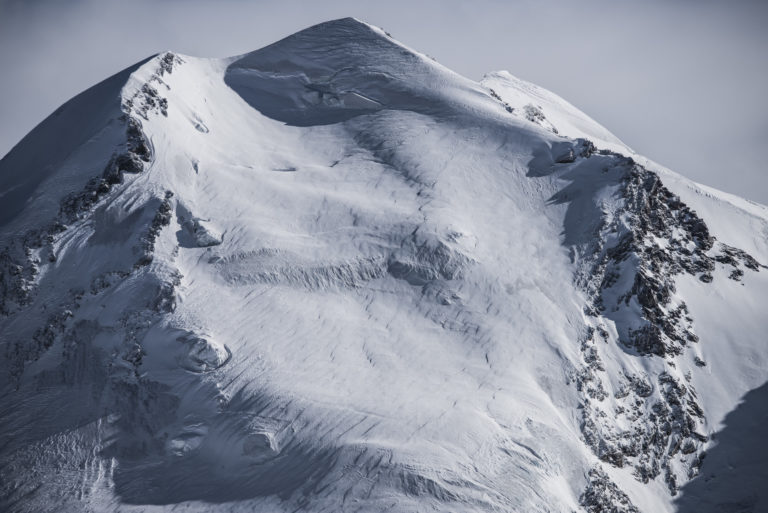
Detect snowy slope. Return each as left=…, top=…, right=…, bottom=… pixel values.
left=1, top=18, right=766, bottom=513
left=481, top=70, right=630, bottom=153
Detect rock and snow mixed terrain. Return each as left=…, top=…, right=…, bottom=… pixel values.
left=0, top=18, right=766, bottom=513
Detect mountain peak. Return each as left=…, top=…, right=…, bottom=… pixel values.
left=232, top=16, right=391, bottom=67
left=2, top=17, right=767, bottom=513
left=223, top=17, right=454, bottom=126
left=292, top=16, right=375, bottom=35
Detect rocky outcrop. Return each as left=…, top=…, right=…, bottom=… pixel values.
left=580, top=467, right=640, bottom=513
left=576, top=153, right=761, bottom=358
left=488, top=88, right=514, bottom=113
left=580, top=364, right=707, bottom=495
left=560, top=142, right=763, bottom=500
left=1, top=54, right=181, bottom=382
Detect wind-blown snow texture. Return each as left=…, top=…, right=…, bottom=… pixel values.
left=1, top=18, right=766, bottom=513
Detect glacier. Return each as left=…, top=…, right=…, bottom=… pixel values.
left=0, top=18, right=766, bottom=513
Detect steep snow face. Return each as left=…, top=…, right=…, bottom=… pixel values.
left=481, top=70, right=630, bottom=154
left=224, top=17, right=494, bottom=127
left=1, top=17, right=766, bottom=513
left=0, top=58, right=150, bottom=234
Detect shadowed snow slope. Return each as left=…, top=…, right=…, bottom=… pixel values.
left=1, top=17, right=766, bottom=513
left=675, top=382, right=768, bottom=513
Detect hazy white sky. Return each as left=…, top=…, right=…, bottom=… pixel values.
left=1, top=0, right=766, bottom=203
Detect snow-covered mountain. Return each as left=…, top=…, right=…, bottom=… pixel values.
left=1, top=18, right=766, bottom=513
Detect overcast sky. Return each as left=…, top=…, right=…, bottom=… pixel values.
left=1, top=0, right=766, bottom=204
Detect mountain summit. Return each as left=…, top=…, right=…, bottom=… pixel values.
left=1, top=18, right=766, bottom=513
left=225, top=17, right=483, bottom=125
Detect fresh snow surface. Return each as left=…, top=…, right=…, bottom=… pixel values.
left=0, top=17, right=766, bottom=513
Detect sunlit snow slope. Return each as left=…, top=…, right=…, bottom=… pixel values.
left=1, top=18, right=766, bottom=513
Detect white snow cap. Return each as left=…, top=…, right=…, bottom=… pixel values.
left=1, top=17, right=766, bottom=513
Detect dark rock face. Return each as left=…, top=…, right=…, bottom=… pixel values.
left=487, top=88, right=514, bottom=114
left=583, top=160, right=761, bottom=358
left=0, top=52, right=172, bottom=316
left=523, top=104, right=545, bottom=124
left=0, top=235, right=39, bottom=315
left=578, top=351, right=707, bottom=494
left=122, top=52, right=180, bottom=120
left=136, top=191, right=174, bottom=268
left=553, top=140, right=764, bottom=502
left=593, top=166, right=711, bottom=357
left=0, top=54, right=180, bottom=381
left=580, top=467, right=640, bottom=513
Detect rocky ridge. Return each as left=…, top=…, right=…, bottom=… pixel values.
left=1, top=53, right=183, bottom=380
left=554, top=142, right=762, bottom=498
